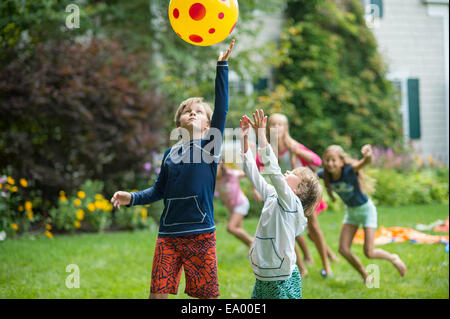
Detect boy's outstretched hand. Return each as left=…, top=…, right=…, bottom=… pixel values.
left=249, top=109, right=267, bottom=130
left=240, top=115, right=251, bottom=153
left=248, top=109, right=268, bottom=148
left=218, top=39, right=235, bottom=61
left=110, top=191, right=131, bottom=210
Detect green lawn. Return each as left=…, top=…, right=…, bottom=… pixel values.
left=0, top=204, right=448, bottom=299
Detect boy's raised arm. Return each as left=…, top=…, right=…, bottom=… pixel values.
left=259, top=144, right=299, bottom=212
left=209, top=40, right=234, bottom=135
left=240, top=115, right=273, bottom=201
left=249, top=109, right=299, bottom=212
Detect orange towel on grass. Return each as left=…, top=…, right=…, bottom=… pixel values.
left=434, top=216, right=449, bottom=233
left=353, top=226, right=449, bottom=246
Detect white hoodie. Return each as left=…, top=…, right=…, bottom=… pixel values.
left=243, top=145, right=308, bottom=281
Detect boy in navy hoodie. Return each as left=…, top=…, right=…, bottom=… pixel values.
left=111, top=40, right=234, bottom=299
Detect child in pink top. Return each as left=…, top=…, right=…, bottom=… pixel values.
left=216, top=162, right=253, bottom=247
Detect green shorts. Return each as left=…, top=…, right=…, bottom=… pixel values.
left=251, top=266, right=302, bottom=299
left=343, top=199, right=377, bottom=229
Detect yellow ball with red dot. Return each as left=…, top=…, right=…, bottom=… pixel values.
left=169, top=0, right=239, bottom=46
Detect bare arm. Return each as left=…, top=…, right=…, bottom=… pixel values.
left=352, top=144, right=373, bottom=172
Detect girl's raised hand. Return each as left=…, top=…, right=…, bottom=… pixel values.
left=361, top=144, right=373, bottom=158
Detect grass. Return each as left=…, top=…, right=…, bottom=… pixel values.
left=0, top=204, right=448, bottom=299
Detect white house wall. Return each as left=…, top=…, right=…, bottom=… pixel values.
left=369, top=0, right=449, bottom=165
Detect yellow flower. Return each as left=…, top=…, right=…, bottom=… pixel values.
left=94, top=200, right=103, bottom=209
left=0, top=184, right=2, bottom=189
left=19, top=178, right=28, bottom=187
left=95, top=194, right=103, bottom=200
left=76, top=209, right=85, bottom=220
left=87, top=203, right=95, bottom=212
left=74, top=198, right=82, bottom=207
left=59, top=190, right=66, bottom=197
left=25, top=201, right=32, bottom=212
left=140, top=208, right=148, bottom=220
left=27, top=210, right=33, bottom=220
left=77, top=190, right=86, bottom=199
left=7, top=176, right=15, bottom=185
left=11, top=186, right=18, bottom=192
left=11, top=223, right=18, bottom=231
left=74, top=221, right=81, bottom=228
left=46, top=224, right=52, bottom=230
left=60, top=195, right=67, bottom=202
left=18, top=205, right=24, bottom=212
left=105, top=203, right=113, bottom=212
left=45, top=230, right=54, bottom=239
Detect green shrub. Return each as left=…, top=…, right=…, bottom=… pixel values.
left=49, top=180, right=113, bottom=233
left=114, top=205, right=153, bottom=230
left=263, top=0, right=403, bottom=155
left=0, top=174, right=37, bottom=237
left=48, top=191, right=80, bottom=233
left=369, top=168, right=448, bottom=207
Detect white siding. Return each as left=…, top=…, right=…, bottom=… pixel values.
left=370, top=0, right=449, bottom=164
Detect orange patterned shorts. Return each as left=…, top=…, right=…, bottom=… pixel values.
left=150, top=232, right=219, bottom=298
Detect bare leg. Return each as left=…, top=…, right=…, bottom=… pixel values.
left=327, top=246, right=339, bottom=262
left=339, top=223, right=368, bottom=282
left=307, top=213, right=332, bottom=275
left=296, top=235, right=313, bottom=264
left=306, top=232, right=338, bottom=262
left=294, top=244, right=308, bottom=277
left=227, top=212, right=253, bottom=247
left=363, top=227, right=406, bottom=277
left=149, top=292, right=168, bottom=299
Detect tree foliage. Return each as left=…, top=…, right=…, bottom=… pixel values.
left=261, top=0, right=403, bottom=155
left=0, top=38, right=164, bottom=209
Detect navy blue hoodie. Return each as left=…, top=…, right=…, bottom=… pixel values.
left=128, top=61, right=228, bottom=237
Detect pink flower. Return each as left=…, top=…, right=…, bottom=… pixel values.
left=143, top=162, right=152, bottom=171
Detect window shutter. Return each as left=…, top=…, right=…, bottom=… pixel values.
left=407, top=78, right=421, bottom=139
left=253, top=78, right=268, bottom=91
left=370, top=0, right=383, bottom=18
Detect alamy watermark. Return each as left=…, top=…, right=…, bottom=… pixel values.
left=364, top=3, right=381, bottom=29
left=365, top=264, right=380, bottom=288
left=65, top=264, right=80, bottom=288
left=167, top=127, right=279, bottom=170
left=65, top=4, right=80, bottom=29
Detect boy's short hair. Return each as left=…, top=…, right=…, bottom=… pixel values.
left=174, top=97, right=213, bottom=127
left=293, top=167, right=323, bottom=217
